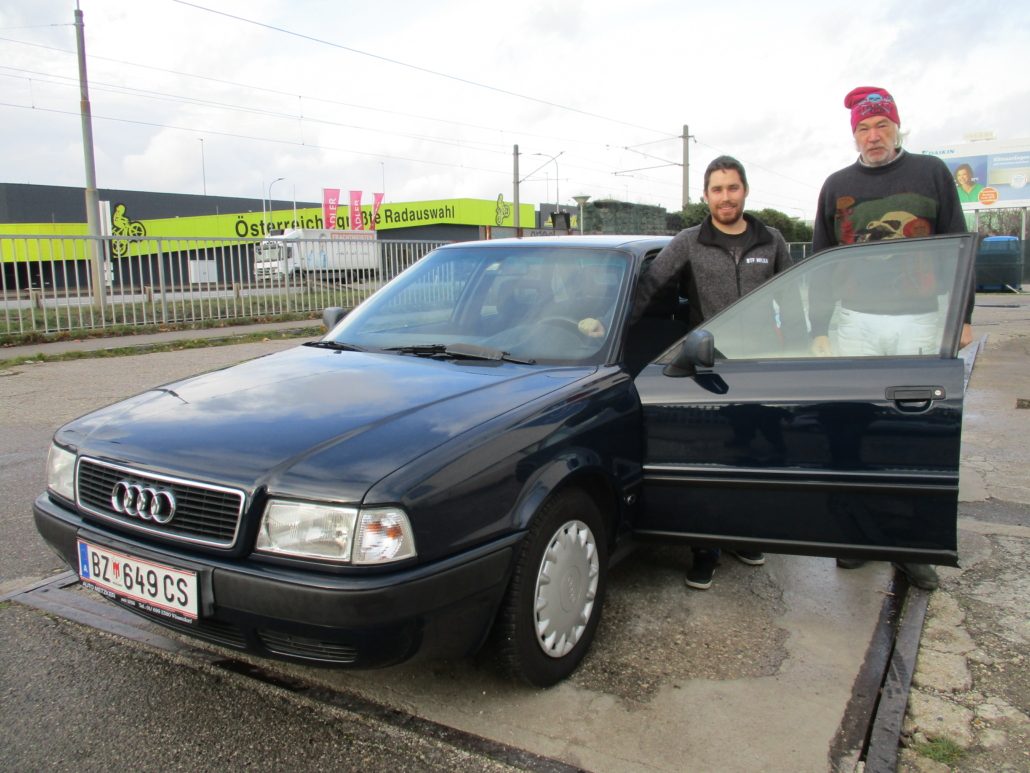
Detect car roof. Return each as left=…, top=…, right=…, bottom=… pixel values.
left=437, top=234, right=673, bottom=258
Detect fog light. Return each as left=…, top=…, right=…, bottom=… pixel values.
left=353, top=508, right=416, bottom=565
left=256, top=501, right=358, bottom=561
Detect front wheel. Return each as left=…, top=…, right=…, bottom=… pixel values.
left=495, top=487, right=607, bottom=686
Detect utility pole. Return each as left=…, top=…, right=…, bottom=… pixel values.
left=75, top=3, right=104, bottom=309
left=198, top=138, right=206, bottom=195
left=682, top=124, right=692, bottom=208
left=513, top=145, right=520, bottom=232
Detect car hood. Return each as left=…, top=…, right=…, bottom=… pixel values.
left=59, top=345, right=592, bottom=503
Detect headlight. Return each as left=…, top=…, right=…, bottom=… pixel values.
left=353, top=508, right=417, bottom=565
left=255, top=501, right=358, bottom=561
left=255, top=501, right=417, bottom=564
left=46, top=444, right=76, bottom=501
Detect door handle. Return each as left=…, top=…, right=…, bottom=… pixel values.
left=885, top=386, right=946, bottom=401
left=886, top=386, right=945, bottom=413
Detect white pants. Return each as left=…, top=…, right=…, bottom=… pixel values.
left=836, top=309, right=939, bottom=356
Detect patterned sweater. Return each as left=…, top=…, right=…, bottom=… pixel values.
left=810, top=150, right=972, bottom=337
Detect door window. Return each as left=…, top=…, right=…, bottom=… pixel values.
left=685, top=236, right=969, bottom=361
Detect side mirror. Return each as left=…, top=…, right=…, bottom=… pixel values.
left=322, top=307, right=346, bottom=331
left=663, top=329, right=715, bottom=377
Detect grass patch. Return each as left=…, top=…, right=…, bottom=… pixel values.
left=912, top=737, right=965, bottom=765
left=0, top=326, right=323, bottom=369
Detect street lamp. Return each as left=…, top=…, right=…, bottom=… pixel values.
left=572, top=195, right=590, bottom=235
left=267, top=177, right=285, bottom=227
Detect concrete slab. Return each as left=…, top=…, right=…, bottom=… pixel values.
left=164, top=549, right=894, bottom=773
left=959, top=294, right=1030, bottom=505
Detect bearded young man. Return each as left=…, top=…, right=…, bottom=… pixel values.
left=629, top=155, right=794, bottom=590
left=809, top=86, right=975, bottom=591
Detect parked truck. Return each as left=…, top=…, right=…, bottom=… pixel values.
left=253, top=229, right=378, bottom=282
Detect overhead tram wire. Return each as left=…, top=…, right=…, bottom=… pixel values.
left=0, top=102, right=511, bottom=176
left=0, top=101, right=670, bottom=206
left=0, top=37, right=648, bottom=152
left=692, top=139, right=820, bottom=190
left=169, top=0, right=681, bottom=140
left=0, top=68, right=513, bottom=157
left=6, top=68, right=678, bottom=188
left=2, top=64, right=675, bottom=186
left=1, top=35, right=819, bottom=200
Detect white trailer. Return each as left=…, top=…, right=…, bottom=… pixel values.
left=253, top=229, right=378, bottom=282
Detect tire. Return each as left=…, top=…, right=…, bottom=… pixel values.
left=495, top=487, right=607, bottom=687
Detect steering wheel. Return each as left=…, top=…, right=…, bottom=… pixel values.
left=538, top=317, right=586, bottom=337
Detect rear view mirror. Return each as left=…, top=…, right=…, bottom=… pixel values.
left=663, top=329, right=715, bottom=377
left=322, top=307, right=346, bottom=331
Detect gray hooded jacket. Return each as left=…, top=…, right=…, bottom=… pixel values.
left=630, top=213, right=793, bottom=329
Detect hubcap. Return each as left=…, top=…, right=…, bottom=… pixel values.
left=533, top=519, right=600, bottom=658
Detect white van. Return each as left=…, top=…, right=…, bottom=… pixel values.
left=254, top=229, right=378, bottom=282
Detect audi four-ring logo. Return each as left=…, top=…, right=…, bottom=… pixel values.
left=111, top=481, right=177, bottom=524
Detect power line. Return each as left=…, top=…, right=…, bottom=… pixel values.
left=2, top=64, right=687, bottom=199
left=0, top=63, right=699, bottom=186
left=18, top=63, right=813, bottom=203
left=0, top=24, right=73, bottom=30
left=3, top=101, right=675, bottom=205
left=693, top=139, right=820, bottom=190
left=0, top=36, right=640, bottom=152
left=170, top=0, right=681, bottom=140
left=0, top=101, right=509, bottom=175
left=0, top=68, right=513, bottom=157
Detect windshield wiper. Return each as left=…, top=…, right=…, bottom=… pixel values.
left=303, top=340, right=365, bottom=352
left=384, top=343, right=534, bottom=365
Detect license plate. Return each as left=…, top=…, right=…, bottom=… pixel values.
left=77, top=540, right=198, bottom=624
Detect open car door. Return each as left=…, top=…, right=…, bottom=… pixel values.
left=631, top=233, right=977, bottom=566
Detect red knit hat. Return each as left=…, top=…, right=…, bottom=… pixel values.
left=845, top=87, right=900, bottom=132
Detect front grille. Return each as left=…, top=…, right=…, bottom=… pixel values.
left=77, top=458, right=246, bottom=548
left=258, top=630, right=358, bottom=663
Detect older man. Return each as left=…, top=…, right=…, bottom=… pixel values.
left=810, top=86, right=973, bottom=358
left=810, top=86, right=975, bottom=590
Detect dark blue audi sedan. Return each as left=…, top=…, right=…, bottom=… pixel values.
left=34, top=232, right=976, bottom=686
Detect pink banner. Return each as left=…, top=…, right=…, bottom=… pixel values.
left=322, top=188, right=340, bottom=230
left=349, top=190, right=364, bottom=230
left=370, top=192, right=385, bottom=231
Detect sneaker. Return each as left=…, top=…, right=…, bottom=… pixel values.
left=896, top=562, right=939, bottom=591
left=686, top=555, right=718, bottom=590
left=836, top=557, right=867, bottom=569
left=729, top=551, right=765, bottom=566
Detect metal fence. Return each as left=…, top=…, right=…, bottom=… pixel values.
left=0, top=235, right=448, bottom=336
left=787, top=242, right=814, bottom=264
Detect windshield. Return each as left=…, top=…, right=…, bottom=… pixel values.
left=328, top=245, right=632, bottom=365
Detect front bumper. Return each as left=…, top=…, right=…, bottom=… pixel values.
left=34, top=494, right=518, bottom=668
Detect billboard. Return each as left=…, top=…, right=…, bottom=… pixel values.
left=0, top=196, right=538, bottom=262
left=922, top=137, right=1030, bottom=210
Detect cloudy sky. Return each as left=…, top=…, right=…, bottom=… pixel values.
left=1, top=0, right=1028, bottom=220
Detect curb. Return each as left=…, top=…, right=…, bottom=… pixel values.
left=0, top=325, right=318, bottom=364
